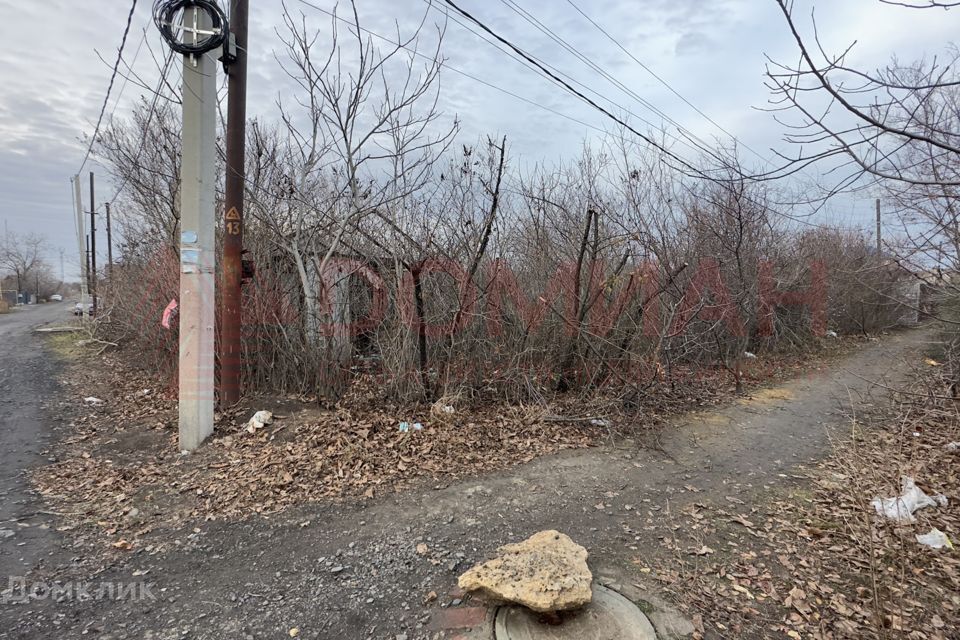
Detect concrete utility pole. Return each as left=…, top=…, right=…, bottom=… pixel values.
left=875, top=198, right=882, bottom=256
left=89, top=172, right=97, bottom=315
left=221, top=0, right=249, bottom=406
left=176, top=7, right=219, bottom=451
left=73, top=177, right=89, bottom=313
left=105, top=202, right=114, bottom=276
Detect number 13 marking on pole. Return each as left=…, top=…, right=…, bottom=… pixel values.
left=226, top=207, right=241, bottom=235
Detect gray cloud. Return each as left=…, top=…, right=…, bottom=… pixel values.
left=674, top=31, right=715, bottom=56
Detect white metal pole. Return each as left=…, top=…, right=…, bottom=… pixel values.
left=178, top=7, right=217, bottom=451
left=73, top=176, right=90, bottom=315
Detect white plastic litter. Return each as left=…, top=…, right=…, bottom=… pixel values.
left=916, top=528, right=953, bottom=549
left=743, top=351, right=757, bottom=360
left=871, top=477, right=948, bottom=523
left=590, top=419, right=613, bottom=428
left=946, top=442, right=960, bottom=452
left=825, top=330, right=839, bottom=338
left=245, top=410, right=274, bottom=434
left=83, top=397, right=104, bottom=405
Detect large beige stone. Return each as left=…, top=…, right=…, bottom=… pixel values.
left=458, top=530, right=592, bottom=613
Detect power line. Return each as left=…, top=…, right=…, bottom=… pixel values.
left=495, top=0, right=724, bottom=161
left=105, top=27, right=149, bottom=118
left=293, top=0, right=839, bottom=231
left=77, top=0, right=141, bottom=175
left=438, top=0, right=712, bottom=177
left=292, top=0, right=607, bottom=136
left=298, top=0, right=719, bottom=171
left=108, top=49, right=177, bottom=207
left=442, top=1, right=861, bottom=229
left=421, top=0, right=714, bottom=163
left=562, top=0, right=772, bottom=166
left=431, top=1, right=723, bottom=167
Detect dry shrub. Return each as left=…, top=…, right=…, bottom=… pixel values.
left=90, top=3, right=913, bottom=407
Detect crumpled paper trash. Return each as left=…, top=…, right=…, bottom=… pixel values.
left=246, top=410, right=274, bottom=434
left=871, top=476, right=948, bottom=523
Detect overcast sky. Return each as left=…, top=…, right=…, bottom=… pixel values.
left=0, top=0, right=956, bottom=279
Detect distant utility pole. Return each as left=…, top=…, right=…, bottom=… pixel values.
left=156, top=0, right=226, bottom=450
left=59, top=249, right=65, bottom=286
left=221, top=0, right=249, bottom=406
left=105, top=202, right=114, bottom=276
left=2, top=221, right=7, bottom=302
left=72, top=177, right=90, bottom=314
left=875, top=198, right=882, bottom=256
left=85, top=235, right=91, bottom=292
left=89, top=171, right=97, bottom=315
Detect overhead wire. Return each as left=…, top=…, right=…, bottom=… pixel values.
left=433, top=0, right=857, bottom=230
left=562, top=0, right=776, bottom=168
left=99, top=0, right=871, bottom=237
left=77, top=0, right=141, bottom=175
left=107, top=49, right=178, bottom=208
left=104, top=27, right=183, bottom=105
left=152, top=0, right=228, bottom=56
left=419, top=0, right=714, bottom=163
left=454, top=0, right=829, bottom=192
left=436, top=0, right=726, bottom=180
left=289, top=0, right=863, bottom=232
left=292, top=0, right=607, bottom=136
left=105, top=27, right=149, bottom=119
left=495, top=0, right=730, bottom=163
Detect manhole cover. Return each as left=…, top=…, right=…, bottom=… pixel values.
left=494, top=584, right=657, bottom=640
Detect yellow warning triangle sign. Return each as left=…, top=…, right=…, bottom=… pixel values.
left=226, top=207, right=241, bottom=221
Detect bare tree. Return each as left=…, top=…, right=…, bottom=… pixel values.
left=89, top=0, right=916, bottom=409
left=765, top=1, right=960, bottom=191
left=238, top=0, right=456, bottom=396
left=0, top=231, right=48, bottom=300
left=97, top=95, right=183, bottom=254
left=767, top=0, right=960, bottom=386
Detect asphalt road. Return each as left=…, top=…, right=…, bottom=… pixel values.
left=0, top=303, right=76, bottom=580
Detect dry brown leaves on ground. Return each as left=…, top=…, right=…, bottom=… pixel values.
left=34, top=352, right=600, bottom=553
left=652, top=366, right=960, bottom=639
left=32, top=335, right=853, bottom=559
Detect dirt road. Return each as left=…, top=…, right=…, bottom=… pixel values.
left=0, top=327, right=937, bottom=639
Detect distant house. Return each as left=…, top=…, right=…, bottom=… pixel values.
left=904, top=268, right=957, bottom=324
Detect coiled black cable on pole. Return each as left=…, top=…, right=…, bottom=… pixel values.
left=153, top=0, right=228, bottom=56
